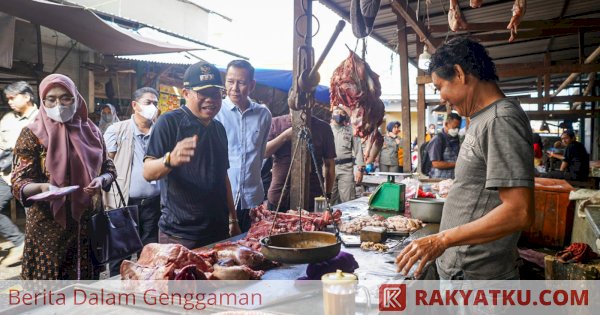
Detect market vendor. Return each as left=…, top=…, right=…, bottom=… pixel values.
left=143, top=61, right=241, bottom=249
left=395, top=37, right=534, bottom=280
left=541, top=130, right=589, bottom=181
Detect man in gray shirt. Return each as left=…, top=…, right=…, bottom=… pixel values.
left=104, top=87, right=161, bottom=276
left=396, top=37, right=534, bottom=280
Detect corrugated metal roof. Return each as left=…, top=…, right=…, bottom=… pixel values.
left=319, top=0, right=600, bottom=93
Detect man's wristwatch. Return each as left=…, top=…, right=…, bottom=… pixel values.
left=229, top=218, right=239, bottom=224
left=163, top=152, right=172, bottom=168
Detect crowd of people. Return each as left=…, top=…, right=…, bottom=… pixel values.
left=0, top=37, right=593, bottom=281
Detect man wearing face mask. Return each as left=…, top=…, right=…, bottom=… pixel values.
left=427, top=113, right=462, bottom=179
left=103, top=87, right=160, bottom=276
left=330, top=106, right=364, bottom=204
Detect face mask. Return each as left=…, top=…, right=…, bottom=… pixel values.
left=101, top=113, right=112, bottom=122
left=139, top=104, right=158, bottom=121
left=332, top=114, right=346, bottom=124
left=46, top=103, right=77, bottom=123
left=429, top=128, right=435, bottom=134
left=448, top=128, right=459, bottom=137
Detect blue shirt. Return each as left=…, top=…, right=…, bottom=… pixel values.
left=215, top=97, right=272, bottom=209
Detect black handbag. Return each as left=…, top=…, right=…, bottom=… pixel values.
left=90, top=180, right=143, bottom=265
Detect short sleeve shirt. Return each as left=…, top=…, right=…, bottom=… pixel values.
left=267, top=115, right=336, bottom=209
left=563, top=141, right=589, bottom=181
left=437, top=98, right=534, bottom=280
left=145, top=106, right=229, bottom=242
left=379, top=135, right=400, bottom=166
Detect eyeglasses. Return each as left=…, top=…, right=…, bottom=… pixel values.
left=137, top=99, right=158, bottom=106
left=43, top=96, right=75, bottom=106
left=195, top=88, right=226, bottom=100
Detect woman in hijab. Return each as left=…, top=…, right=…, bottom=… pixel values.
left=11, top=74, right=116, bottom=280
left=98, top=103, right=119, bottom=134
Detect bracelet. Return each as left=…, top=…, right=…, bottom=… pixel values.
left=163, top=152, right=172, bottom=168
left=229, top=218, right=238, bottom=224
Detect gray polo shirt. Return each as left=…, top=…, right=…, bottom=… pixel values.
left=436, top=98, right=534, bottom=280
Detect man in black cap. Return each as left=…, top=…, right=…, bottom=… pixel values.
left=143, top=61, right=241, bottom=249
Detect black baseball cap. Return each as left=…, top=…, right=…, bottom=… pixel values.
left=183, top=61, right=224, bottom=91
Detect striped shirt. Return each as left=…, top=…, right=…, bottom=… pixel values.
left=437, top=98, right=534, bottom=280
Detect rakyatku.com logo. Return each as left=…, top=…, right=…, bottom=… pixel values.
left=379, top=284, right=407, bottom=311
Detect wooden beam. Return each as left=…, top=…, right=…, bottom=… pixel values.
left=544, top=53, right=551, bottom=109
left=398, top=15, right=412, bottom=172
left=552, top=44, right=600, bottom=96
left=423, top=18, right=600, bottom=33
left=465, top=27, right=584, bottom=43
left=537, top=75, right=543, bottom=111
left=518, top=96, right=600, bottom=104
left=290, top=0, right=311, bottom=210
left=416, top=41, right=426, bottom=174
left=390, top=0, right=438, bottom=53
left=419, top=63, right=600, bottom=84
left=526, top=110, right=600, bottom=120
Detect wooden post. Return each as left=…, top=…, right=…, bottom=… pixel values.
left=544, top=53, right=551, bottom=104
left=397, top=16, right=411, bottom=172
left=290, top=0, right=311, bottom=210
left=416, top=42, right=426, bottom=174
left=537, top=75, right=543, bottom=111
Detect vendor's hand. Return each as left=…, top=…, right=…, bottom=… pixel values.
left=171, top=135, right=198, bottom=167
left=229, top=222, right=241, bottom=237
left=355, top=171, right=363, bottom=184
left=395, top=233, right=448, bottom=278
left=84, top=177, right=104, bottom=194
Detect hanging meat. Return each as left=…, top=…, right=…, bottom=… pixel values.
left=448, top=0, right=469, bottom=31
left=470, top=0, right=483, bottom=8
left=330, top=50, right=385, bottom=152
left=507, top=0, right=526, bottom=42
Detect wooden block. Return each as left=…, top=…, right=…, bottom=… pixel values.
left=360, top=226, right=387, bottom=243
left=544, top=255, right=600, bottom=279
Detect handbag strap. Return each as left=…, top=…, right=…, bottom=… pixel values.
left=112, top=179, right=127, bottom=207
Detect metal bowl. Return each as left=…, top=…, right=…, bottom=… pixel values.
left=408, top=198, right=445, bottom=223
left=260, top=231, right=341, bottom=264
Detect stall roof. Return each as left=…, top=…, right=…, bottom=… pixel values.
left=318, top=0, right=600, bottom=94
left=0, top=0, right=200, bottom=55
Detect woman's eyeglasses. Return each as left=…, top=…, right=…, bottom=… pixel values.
left=43, top=96, right=75, bottom=106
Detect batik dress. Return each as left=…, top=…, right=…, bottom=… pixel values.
left=11, top=127, right=116, bottom=280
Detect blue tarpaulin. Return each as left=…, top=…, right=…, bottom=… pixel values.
left=222, top=68, right=331, bottom=104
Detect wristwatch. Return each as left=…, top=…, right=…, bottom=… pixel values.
left=229, top=218, right=239, bottom=224
left=163, top=152, right=172, bottom=168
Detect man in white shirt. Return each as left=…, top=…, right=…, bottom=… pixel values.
left=215, top=60, right=272, bottom=232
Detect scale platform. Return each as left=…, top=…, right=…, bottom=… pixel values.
left=367, top=174, right=406, bottom=215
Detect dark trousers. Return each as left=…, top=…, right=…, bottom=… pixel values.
left=158, top=230, right=228, bottom=249
left=0, top=178, right=23, bottom=246
left=109, top=195, right=160, bottom=277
